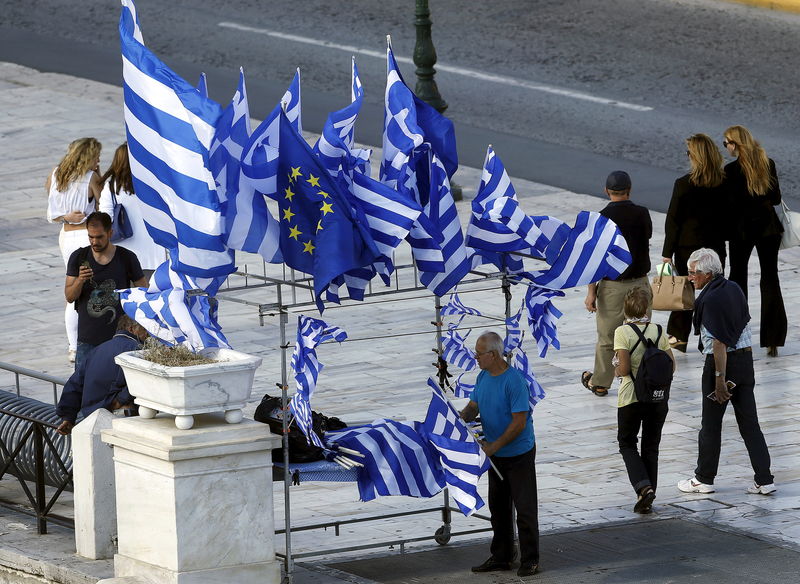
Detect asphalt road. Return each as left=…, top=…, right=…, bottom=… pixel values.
left=1, top=0, right=798, bottom=211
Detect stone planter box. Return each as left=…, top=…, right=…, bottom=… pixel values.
left=115, top=349, right=262, bottom=430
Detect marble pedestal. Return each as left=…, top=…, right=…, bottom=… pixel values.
left=101, top=414, right=281, bottom=584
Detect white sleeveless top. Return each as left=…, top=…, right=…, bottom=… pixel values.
left=46, top=169, right=96, bottom=224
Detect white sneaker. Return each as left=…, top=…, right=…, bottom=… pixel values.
left=677, top=477, right=715, bottom=493
left=746, top=483, right=776, bottom=495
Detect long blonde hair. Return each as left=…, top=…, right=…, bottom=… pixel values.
left=54, top=137, right=101, bottom=192
left=687, top=134, right=724, bottom=188
left=101, top=143, right=135, bottom=196
left=725, top=125, right=773, bottom=196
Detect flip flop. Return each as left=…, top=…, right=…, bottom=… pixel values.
left=581, top=371, right=593, bottom=390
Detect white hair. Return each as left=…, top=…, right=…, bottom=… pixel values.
left=477, top=331, right=505, bottom=357
left=687, top=248, right=723, bottom=275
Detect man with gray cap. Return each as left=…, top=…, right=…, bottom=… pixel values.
left=582, top=171, right=653, bottom=397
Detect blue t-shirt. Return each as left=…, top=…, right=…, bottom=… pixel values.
left=471, top=367, right=534, bottom=457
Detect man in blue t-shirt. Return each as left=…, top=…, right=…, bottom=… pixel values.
left=460, top=331, right=539, bottom=578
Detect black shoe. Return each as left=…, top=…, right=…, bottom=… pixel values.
left=471, top=557, right=511, bottom=573
left=634, top=487, right=656, bottom=514
left=517, top=563, right=539, bottom=577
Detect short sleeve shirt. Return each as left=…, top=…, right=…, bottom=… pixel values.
left=613, top=323, right=672, bottom=408
left=470, top=367, right=534, bottom=457
left=66, top=246, right=144, bottom=345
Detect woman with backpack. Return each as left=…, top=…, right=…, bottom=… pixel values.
left=613, top=287, right=675, bottom=514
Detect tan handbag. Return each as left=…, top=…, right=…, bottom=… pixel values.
left=651, top=267, right=694, bottom=311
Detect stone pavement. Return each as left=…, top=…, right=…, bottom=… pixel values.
left=1, top=61, right=800, bottom=583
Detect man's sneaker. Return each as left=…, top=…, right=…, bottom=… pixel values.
left=677, top=477, right=715, bottom=494
left=746, top=483, right=776, bottom=495
left=471, top=557, right=511, bottom=573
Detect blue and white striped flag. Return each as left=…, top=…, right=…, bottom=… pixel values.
left=290, top=315, right=347, bottom=448
left=453, top=373, right=475, bottom=399
left=209, top=68, right=281, bottom=263
left=512, top=347, right=547, bottom=409
left=504, top=309, right=524, bottom=354
left=240, top=69, right=302, bottom=199
left=118, top=258, right=230, bottom=351
left=440, top=324, right=477, bottom=371
left=527, top=211, right=632, bottom=289
left=523, top=285, right=564, bottom=357
left=422, top=378, right=488, bottom=516
left=326, top=419, right=443, bottom=502
left=440, top=291, right=482, bottom=319
left=120, top=0, right=234, bottom=282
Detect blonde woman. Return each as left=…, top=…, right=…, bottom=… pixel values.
left=661, top=134, right=727, bottom=351
left=46, top=138, right=102, bottom=362
left=99, top=143, right=166, bottom=277
left=723, top=126, right=786, bottom=357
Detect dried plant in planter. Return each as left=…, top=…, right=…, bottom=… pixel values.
left=140, top=337, right=216, bottom=367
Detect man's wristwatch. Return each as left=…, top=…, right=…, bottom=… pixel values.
left=714, top=371, right=723, bottom=377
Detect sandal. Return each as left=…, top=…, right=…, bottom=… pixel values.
left=581, top=371, right=608, bottom=397
left=634, top=487, right=656, bottom=514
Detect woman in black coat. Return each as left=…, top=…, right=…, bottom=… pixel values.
left=723, top=125, right=786, bottom=357
left=661, top=134, right=726, bottom=351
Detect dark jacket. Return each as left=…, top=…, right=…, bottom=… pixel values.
left=662, top=174, right=726, bottom=258
left=600, top=199, right=652, bottom=279
left=724, top=158, right=782, bottom=241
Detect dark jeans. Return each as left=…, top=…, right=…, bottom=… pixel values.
left=617, top=401, right=669, bottom=493
left=695, top=352, right=773, bottom=486
left=728, top=234, right=787, bottom=348
left=488, top=446, right=539, bottom=566
left=666, top=244, right=726, bottom=343
left=74, top=341, right=98, bottom=373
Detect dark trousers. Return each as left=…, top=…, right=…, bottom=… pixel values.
left=728, top=234, right=787, bottom=347
left=488, top=447, right=539, bottom=566
left=617, top=401, right=669, bottom=493
left=667, top=244, right=726, bottom=343
left=695, top=352, right=773, bottom=486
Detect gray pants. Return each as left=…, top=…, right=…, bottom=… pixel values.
left=592, top=277, right=651, bottom=388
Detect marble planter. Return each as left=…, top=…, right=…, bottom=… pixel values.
left=115, top=349, right=262, bottom=430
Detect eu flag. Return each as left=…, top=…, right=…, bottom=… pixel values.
left=277, top=110, right=380, bottom=310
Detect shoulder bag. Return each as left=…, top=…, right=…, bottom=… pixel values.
left=651, top=264, right=694, bottom=311
left=776, top=200, right=800, bottom=250
left=109, top=190, right=133, bottom=243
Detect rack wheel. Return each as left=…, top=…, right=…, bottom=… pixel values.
left=434, top=525, right=451, bottom=545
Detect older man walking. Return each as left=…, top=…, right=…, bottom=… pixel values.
left=677, top=248, right=775, bottom=495
left=460, top=331, right=539, bottom=578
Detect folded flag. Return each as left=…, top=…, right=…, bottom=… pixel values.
left=440, top=323, right=477, bottom=371
left=523, top=285, right=564, bottom=357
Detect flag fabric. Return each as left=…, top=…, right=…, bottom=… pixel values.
left=276, top=109, right=380, bottom=311
left=453, top=373, right=475, bottom=399
left=526, top=211, right=632, bottom=289
left=119, top=0, right=234, bottom=282
left=118, top=258, right=230, bottom=351
left=440, top=324, right=477, bottom=371
left=504, top=309, right=524, bottom=354
left=289, top=315, right=347, bottom=448
left=523, top=285, right=565, bottom=357
left=240, top=69, right=302, bottom=199
left=440, top=291, right=482, bottom=319
left=422, top=378, right=488, bottom=516
left=512, top=347, right=547, bottom=409
left=208, top=68, right=281, bottom=263
left=326, top=419, right=444, bottom=502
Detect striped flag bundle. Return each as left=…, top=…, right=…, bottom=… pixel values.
left=118, top=258, right=230, bottom=351
left=209, top=68, right=281, bottom=263
left=523, top=285, right=565, bottom=358
left=325, top=419, right=444, bottom=503
left=422, top=378, right=489, bottom=516
left=504, top=309, right=524, bottom=354
left=120, top=0, right=234, bottom=282
left=440, top=324, right=477, bottom=372
left=512, top=347, right=547, bottom=409
left=290, top=315, right=347, bottom=448
left=440, top=291, right=483, bottom=319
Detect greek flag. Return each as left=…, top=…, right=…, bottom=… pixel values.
left=512, top=347, right=547, bottom=409
left=453, top=373, right=475, bottom=399
left=527, top=211, right=632, bottom=289
left=523, top=285, right=564, bottom=357
left=289, top=315, right=347, bottom=447
left=209, top=68, right=281, bottom=263
left=504, top=309, right=524, bottom=354
left=440, top=324, right=476, bottom=371
left=240, top=69, right=302, bottom=199
left=422, top=378, right=488, bottom=516
left=326, top=419, right=443, bottom=502
left=440, top=291, right=482, bottom=319
left=118, top=259, right=230, bottom=351
left=119, top=0, right=234, bottom=281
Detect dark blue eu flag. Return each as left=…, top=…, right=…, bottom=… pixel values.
left=277, top=109, right=380, bottom=310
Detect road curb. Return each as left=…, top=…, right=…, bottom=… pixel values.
left=722, top=0, right=800, bottom=13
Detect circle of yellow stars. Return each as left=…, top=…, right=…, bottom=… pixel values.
left=281, top=166, right=334, bottom=255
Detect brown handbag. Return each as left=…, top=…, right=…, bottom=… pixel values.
left=651, top=272, right=695, bottom=311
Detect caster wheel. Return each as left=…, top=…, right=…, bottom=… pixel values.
left=225, top=409, right=243, bottom=424
left=139, top=406, right=157, bottom=419
left=434, top=525, right=451, bottom=545
left=175, top=415, right=194, bottom=430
